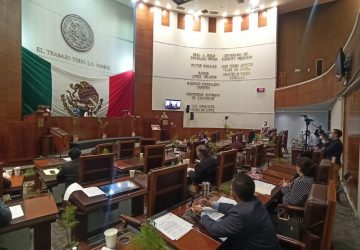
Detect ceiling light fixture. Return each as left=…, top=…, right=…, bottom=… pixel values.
left=166, top=3, right=171, bottom=9
left=250, top=0, right=259, bottom=6
left=155, top=0, right=160, bottom=6
left=222, top=11, right=227, bottom=17
left=260, top=4, right=265, bottom=10
left=271, top=1, right=278, bottom=7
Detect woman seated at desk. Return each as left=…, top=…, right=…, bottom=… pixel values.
left=188, top=145, right=218, bottom=185
left=281, top=157, right=315, bottom=206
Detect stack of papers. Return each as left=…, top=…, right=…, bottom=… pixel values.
left=153, top=213, right=193, bottom=240
left=202, top=207, right=224, bottom=221
left=218, top=196, right=237, bottom=205
left=43, top=168, right=59, bottom=175
left=254, top=180, right=275, bottom=195
left=9, top=205, right=24, bottom=219
left=62, top=157, right=71, bottom=162
left=63, top=183, right=105, bottom=201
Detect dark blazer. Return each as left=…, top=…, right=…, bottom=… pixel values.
left=57, top=159, right=80, bottom=187
left=200, top=198, right=280, bottom=250
left=188, top=156, right=218, bottom=185
left=0, top=201, right=11, bottom=227
left=324, top=139, right=343, bottom=164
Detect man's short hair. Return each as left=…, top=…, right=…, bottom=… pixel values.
left=333, top=129, right=342, bottom=138
left=231, top=173, right=255, bottom=201
left=196, top=145, right=209, bottom=158
left=68, top=147, right=81, bottom=160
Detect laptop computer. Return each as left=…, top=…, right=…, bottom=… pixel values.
left=99, top=180, right=140, bottom=197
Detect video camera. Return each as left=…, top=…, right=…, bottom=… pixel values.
left=300, top=114, right=314, bottom=124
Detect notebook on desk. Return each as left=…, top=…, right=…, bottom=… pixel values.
left=99, top=180, right=140, bottom=197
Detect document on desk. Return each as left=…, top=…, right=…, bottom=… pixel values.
left=63, top=157, right=71, bottom=162
left=63, top=183, right=83, bottom=201
left=43, top=168, right=60, bottom=176
left=202, top=207, right=224, bottom=221
left=254, top=180, right=275, bottom=196
left=82, top=187, right=105, bottom=197
left=9, top=205, right=24, bottom=219
left=153, top=213, right=193, bottom=240
left=218, top=196, right=237, bottom=206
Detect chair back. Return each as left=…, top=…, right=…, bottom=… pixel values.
left=312, top=149, right=324, bottom=164
left=216, top=149, right=237, bottom=189
left=147, top=164, right=188, bottom=217
left=321, top=180, right=336, bottom=250
left=314, top=159, right=331, bottom=184
left=253, top=143, right=264, bottom=168
left=275, top=134, right=283, bottom=158
left=143, top=145, right=165, bottom=173
left=140, top=138, right=156, bottom=153
left=95, top=142, right=114, bottom=155
left=190, top=140, right=205, bottom=163
left=79, top=153, right=115, bottom=184
left=301, top=183, right=328, bottom=250
left=114, top=140, right=135, bottom=159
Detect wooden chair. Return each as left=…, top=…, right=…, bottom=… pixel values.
left=276, top=180, right=336, bottom=250
left=265, top=134, right=283, bottom=166
left=147, top=164, right=188, bottom=217
left=253, top=143, right=264, bottom=168
left=143, top=145, right=165, bottom=173
left=189, top=140, right=205, bottom=163
left=95, top=142, right=114, bottom=155
left=216, top=149, right=237, bottom=189
left=78, top=153, right=115, bottom=184
left=140, top=138, right=156, bottom=153
left=281, top=130, right=289, bottom=154
left=114, top=140, right=135, bottom=159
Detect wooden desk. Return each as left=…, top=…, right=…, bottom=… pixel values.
left=215, top=139, right=232, bottom=150
left=0, top=194, right=58, bottom=250
left=34, top=157, right=66, bottom=169
left=114, top=152, right=179, bottom=172
left=70, top=175, right=148, bottom=240
left=268, top=164, right=297, bottom=176
left=3, top=175, right=24, bottom=193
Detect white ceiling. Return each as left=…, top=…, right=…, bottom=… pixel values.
left=115, top=0, right=336, bottom=16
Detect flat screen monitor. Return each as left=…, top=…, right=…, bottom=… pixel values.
left=335, top=47, right=345, bottom=80
left=99, top=180, right=140, bottom=197
left=165, top=99, right=181, bottom=110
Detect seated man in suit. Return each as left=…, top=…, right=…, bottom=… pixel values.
left=0, top=201, right=11, bottom=227
left=192, top=173, right=280, bottom=250
left=57, top=147, right=82, bottom=187
left=188, top=145, right=218, bottom=185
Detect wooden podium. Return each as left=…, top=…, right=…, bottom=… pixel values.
left=151, top=125, right=161, bottom=140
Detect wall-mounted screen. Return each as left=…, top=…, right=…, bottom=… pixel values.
left=165, top=99, right=181, bottom=109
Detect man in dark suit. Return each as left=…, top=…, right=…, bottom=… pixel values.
left=57, top=147, right=82, bottom=187
left=324, top=129, right=343, bottom=164
left=188, top=145, right=218, bottom=185
left=192, top=173, right=280, bottom=250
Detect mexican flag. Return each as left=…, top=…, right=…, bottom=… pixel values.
left=22, top=47, right=134, bottom=117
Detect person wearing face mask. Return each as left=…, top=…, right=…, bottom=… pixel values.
left=192, top=173, right=280, bottom=250
left=316, top=131, right=329, bottom=148
left=324, top=129, right=343, bottom=164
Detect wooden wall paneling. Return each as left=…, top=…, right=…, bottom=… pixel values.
left=224, top=17, right=233, bottom=33
left=241, top=15, right=249, bottom=31
left=135, top=5, right=154, bottom=117
left=161, top=9, right=170, bottom=26
left=208, top=17, right=216, bottom=33
left=193, top=16, right=201, bottom=32
left=0, top=0, right=22, bottom=121
left=277, top=0, right=359, bottom=86
left=0, top=122, right=9, bottom=161
left=177, top=13, right=185, bottom=30
left=344, top=87, right=360, bottom=211
left=258, top=10, right=267, bottom=27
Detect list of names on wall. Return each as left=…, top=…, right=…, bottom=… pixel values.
left=187, top=51, right=254, bottom=112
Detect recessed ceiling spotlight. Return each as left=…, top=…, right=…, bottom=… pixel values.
left=234, top=10, right=240, bottom=15
left=260, top=4, right=265, bottom=10
left=222, top=11, right=227, bottom=17
left=246, top=8, right=251, bottom=14
left=166, top=3, right=171, bottom=9
left=271, top=1, right=278, bottom=7
left=155, top=0, right=160, bottom=5
left=250, top=0, right=259, bottom=7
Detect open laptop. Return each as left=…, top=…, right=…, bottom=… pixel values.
left=99, top=180, right=140, bottom=197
